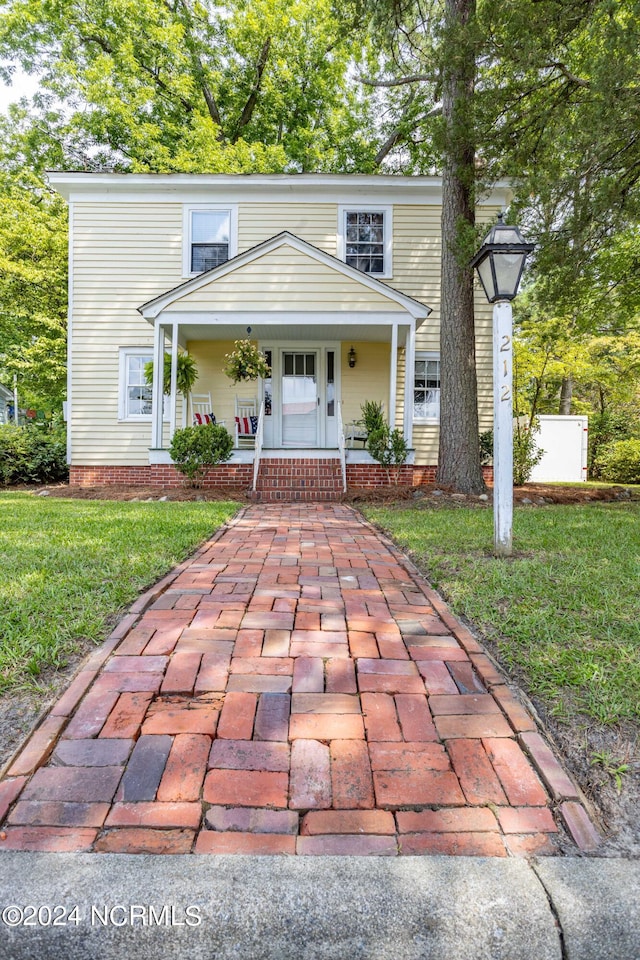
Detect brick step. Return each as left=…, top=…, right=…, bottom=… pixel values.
left=251, top=489, right=343, bottom=502
left=253, top=458, right=344, bottom=502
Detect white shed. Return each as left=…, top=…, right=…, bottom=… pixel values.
left=529, top=415, right=589, bottom=483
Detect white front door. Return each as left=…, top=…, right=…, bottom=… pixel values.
left=281, top=350, right=318, bottom=447
left=260, top=342, right=340, bottom=449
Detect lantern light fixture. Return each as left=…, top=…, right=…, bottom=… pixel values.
left=348, top=346, right=357, bottom=368
left=470, top=213, right=534, bottom=303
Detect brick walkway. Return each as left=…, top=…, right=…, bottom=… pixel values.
left=0, top=505, right=599, bottom=856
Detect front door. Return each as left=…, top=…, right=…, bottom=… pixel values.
left=281, top=351, right=318, bottom=447
left=260, top=342, right=339, bottom=448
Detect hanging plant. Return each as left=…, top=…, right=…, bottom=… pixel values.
left=223, top=340, right=271, bottom=383
left=144, top=353, right=199, bottom=397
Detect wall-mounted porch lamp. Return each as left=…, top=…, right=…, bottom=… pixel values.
left=348, top=346, right=357, bottom=368
left=470, top=214, right=534, bottom=557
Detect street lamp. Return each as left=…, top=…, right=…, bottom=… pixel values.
left=470, top=214, right=534, bottom=556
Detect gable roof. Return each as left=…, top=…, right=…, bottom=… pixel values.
left=138, top=231, right=432, bottom=320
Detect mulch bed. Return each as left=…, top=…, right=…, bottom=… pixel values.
left=11, top=481, right=638, bottom=505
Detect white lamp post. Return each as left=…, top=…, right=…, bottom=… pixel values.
left=470, top=215, right=534, bottom=557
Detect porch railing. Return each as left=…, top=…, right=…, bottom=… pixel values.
left=252, top=400, right=265, bottom=492
left=337, top=401, right=347, bottom=493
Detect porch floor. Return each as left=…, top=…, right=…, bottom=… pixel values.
left=0, top=505, right=596, bottom=856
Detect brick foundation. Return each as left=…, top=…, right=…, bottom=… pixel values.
left=69, top=462, right=493, bottom=496
left=69, top=464, right=253, bottom=489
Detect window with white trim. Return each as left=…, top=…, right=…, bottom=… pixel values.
left=183, top=205, right=236, bottom=276
left=414, top=353, right=440, bottom=422
left=119, top=348, right=153, bottom=420
left=338, top=205, right=392, bottom=278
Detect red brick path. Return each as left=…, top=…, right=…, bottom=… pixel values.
left=0, top=505, right=599, bottom=856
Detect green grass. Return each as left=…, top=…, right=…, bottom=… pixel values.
left=361, top=502, right=640, bottom=726
left=0, top=493, right=240, bottom=694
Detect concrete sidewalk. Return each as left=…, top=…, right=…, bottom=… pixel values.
left=0, top=504, right=598, bottom=855
left=0, top=852, right=638, bottom=959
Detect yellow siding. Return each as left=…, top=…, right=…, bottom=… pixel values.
left=339, top=342, right=390, bottom=428
left=184, top=341, right=238, bottom=427
left=71, top=202, right=185, bottom=465
left=172, top=247, right=406, bottom=312
left=238, top=204, right=337, bottom=255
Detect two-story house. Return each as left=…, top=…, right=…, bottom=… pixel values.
left=49, top=173, right=508, bottom=498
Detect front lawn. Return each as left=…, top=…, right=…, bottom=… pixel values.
left=361, top=502, right=640, bottom=727
left=0, top=493, right=240, bottom=693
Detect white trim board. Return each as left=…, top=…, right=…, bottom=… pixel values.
left=48, top=172, right=513, bottom=209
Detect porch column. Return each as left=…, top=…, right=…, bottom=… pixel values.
left=389, top=322, right=398, bottom=429
left=151, top=322, right=165, bottom=449
left=404, top=321, right=415, bottom=447
left=169, top=321, right=179, bottom=439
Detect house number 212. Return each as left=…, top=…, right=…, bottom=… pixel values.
left=500, top=335, right=511, bottom=402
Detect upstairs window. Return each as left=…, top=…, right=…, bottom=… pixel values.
left=414, top=353, right=440, bottom=422
left=338, top=205, right=392, bottom=278
left=183, top=206, right=237, bottom=276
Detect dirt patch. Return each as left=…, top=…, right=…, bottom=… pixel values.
left=503, top=667, right=640, bottom=858
left=0, top=664, right=86, bottom=774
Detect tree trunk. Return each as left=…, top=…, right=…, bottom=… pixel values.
left=559, top=377, right=573, bottom=415
left=436, top=0, right=485, bottom=494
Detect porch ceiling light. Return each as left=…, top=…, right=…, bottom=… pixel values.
left=348, top=346, right=357, bottom=368
left=470, top=214, right=534, bottom=303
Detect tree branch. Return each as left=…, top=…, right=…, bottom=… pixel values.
left=174, top=0, right=225, bottom=138
left=547, top=61, right=590, bottom=88
left=358, top=72, right=436, bottom=88
left=78, top=33, right=196, bottom=115
left=231, top=37, right=272, bottom=142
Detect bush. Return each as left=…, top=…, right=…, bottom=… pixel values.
left=478, top=422, right=544, bottom=485
left=513, top=419, right=544, bottom=485
left=0, top=423, right=68, bottom=485
left=169, top=423, right=234, bottom=486
left=360, top=400, right=386, bottom=435
left=367, top=424, right=410, bottom=482
left=479, top=429, right=493, bottom=466
left=597, top=438, right=640, bottom=484
left=588, top=410, right=638, bottom=479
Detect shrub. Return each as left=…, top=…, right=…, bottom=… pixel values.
left=169, top=423, right=234, bottom=486
left=597, top=438, right=640, bottom=484
left=0, top=423, right=68, bottom=485
left=513, top=419, right=545, bottom=485
left=479, top=429, right=493, bottom=466
left=588, top=410, right=638, bottom=479
left=367, top=424, right=409, bottom=482
left=478, top=421, right=544, bottom=485
left=360, top=400, right=386, bottom=435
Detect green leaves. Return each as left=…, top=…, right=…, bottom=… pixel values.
left=0, top=0, right=378, bottom=172
left=0, top=165, right=68, bottom=408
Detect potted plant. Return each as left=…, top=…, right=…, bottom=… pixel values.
left=144, top=353, right=199, bottom=410
left=223, top=340, right=271, bottom=383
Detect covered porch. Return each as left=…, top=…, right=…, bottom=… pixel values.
left=145, top=319, right=421, bottom=495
